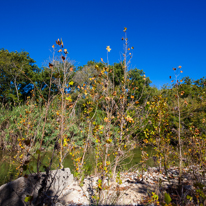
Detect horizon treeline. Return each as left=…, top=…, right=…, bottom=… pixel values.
left=0, top=48, right=205, bottom=104
left=0, top=48, right=205, bottom=148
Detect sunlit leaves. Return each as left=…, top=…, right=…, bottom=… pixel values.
left=49, top=63, right=53, bottom=68
left=65, top=96, right=72, bottom=102
left=56, top=38, right=61, bottom=45
left=106, top=138, right=112, bottom=143
left=69, top=81, right=74, bottom=85
left=164, top=193, right=172, bottom=204
left=24, top=196, right=33, bottom=203
left=125, top=115, right=133, bottom=122
left=106, top=46, right=111, bottom=52
left=180, top=91, right=185, bottom=96
left=113, top=91, right=117, bottom=96
left=123, top=27, right=127, bottom=32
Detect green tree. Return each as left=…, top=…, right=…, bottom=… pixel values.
left=0, top=49, right=40, bottom=104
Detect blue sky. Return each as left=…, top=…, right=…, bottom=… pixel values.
left=0, top=0, right=205, bottom=89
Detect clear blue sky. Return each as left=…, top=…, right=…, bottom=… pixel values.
left=0, top=0, right=205, bottom=89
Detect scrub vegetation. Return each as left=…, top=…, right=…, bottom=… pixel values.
left=0, top=28, right=206, bottom=205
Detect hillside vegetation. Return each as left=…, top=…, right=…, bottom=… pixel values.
left=0, top=29, right=206, bottom=205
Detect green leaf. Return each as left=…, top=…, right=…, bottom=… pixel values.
left=65, top=96, right=72, bottom=101
left=164, top=193, right=171, bottom=204
left=24, top=195, right=33, bottom=202
left=36, top=149, right=40, bottom=154
left=187, top=195, right=193, bottom=201
left=99, top=125, right=104, bottom=130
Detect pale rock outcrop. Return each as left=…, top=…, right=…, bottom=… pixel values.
left=0, top=168, right=73, bottom=206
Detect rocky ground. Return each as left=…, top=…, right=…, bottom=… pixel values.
left=57, top=165, right=205, bottom=205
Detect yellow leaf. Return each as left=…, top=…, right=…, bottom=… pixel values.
left=52, top=45, right=55, bottom=48
left=106, top=46, right=111, bottom=52
left=69, top=81, right=74, bottom=85
left=66, top=96, right=72, bottom=102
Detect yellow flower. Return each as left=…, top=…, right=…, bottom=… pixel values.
left=106, top=46, right=111, bottom=52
